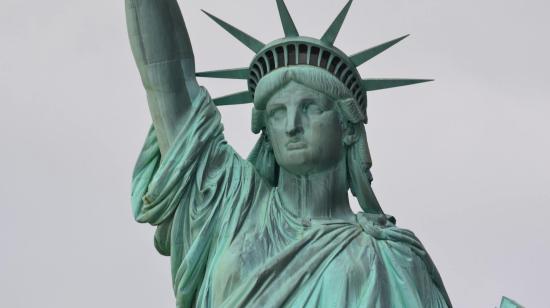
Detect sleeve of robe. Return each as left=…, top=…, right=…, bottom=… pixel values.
left=130, top=87, right=263, bottom=305
left=358, top=214, right=453, bottom=308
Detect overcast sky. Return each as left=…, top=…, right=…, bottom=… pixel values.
left=1, top=0, right=549, bottom=307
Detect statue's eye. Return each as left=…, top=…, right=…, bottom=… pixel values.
left=304, top=102, right=323, bottom=115
left=268, top=107, right=286, bottom=121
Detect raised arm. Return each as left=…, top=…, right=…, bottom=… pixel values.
left=125, top=0, right=200, bottom=155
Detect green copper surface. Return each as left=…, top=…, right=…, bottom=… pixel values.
left=500, top=297, right=524, bottom=308
left=320, top=0, right=353, bottom=45
left=212, top=90, right=253, bottom=106
left=198, top=1, right=432, bottom=108
left=276, top=0, right=299, bottom=37
left=246, top=36, right=366, bottom=104
left=350, top=34, right=409, bottom=67
left=126, top=0, right=451, bottom=307
left=196, top=67, right=249, bottom=79
left=362, top=78, right=434, bottom=91
left=202, top=10, right=265, bottom=53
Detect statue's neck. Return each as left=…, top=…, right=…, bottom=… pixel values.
left=277, top=159, right=354, bottom=221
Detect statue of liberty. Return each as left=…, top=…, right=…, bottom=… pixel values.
left=126, top=0, right=452, bottom=306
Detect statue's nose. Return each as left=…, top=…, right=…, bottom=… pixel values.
left=286, top=108, right=304, bottom=136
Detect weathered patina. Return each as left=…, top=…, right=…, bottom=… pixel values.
left=126, top=0, right=452, bottom=307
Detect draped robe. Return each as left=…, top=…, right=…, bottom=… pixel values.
left=131, top=88, right=451, bottom=308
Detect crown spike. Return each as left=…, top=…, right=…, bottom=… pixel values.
left=351, top=34, right=410, bottom=67
left=213, top=90, right=254, bottom=106
left=202, top=10, right=265, bottom=53
left=276, top=0, right=299, bottom=37
left=362, top=78, right=433, bottom=92
left=321, top=0, right=353, bottom=45
left=197, top=68, right=249, bottom=79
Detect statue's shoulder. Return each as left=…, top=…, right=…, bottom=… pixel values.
left=354, top=212, right=424, bottom=252
left=354, top=212, right=451, bottom=305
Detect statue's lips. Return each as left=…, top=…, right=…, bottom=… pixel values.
left=286, top=141, right=307, bottom=150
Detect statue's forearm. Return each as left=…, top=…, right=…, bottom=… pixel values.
left=126, top=0, right=200, bottom=154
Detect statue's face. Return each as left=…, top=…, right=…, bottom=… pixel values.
left=265, top=82, right=344, bottom=176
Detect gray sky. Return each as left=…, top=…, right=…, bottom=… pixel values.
left=1, top=0, right=549, bottom=307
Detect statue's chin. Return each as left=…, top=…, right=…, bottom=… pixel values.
left=277, top=150, right=315, bottom=176
left=274, top=142, right=345, bottom=176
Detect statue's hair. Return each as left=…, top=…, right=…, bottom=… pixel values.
left=251, top=66, right=364, bottom=134
left=247, top=66, right=384, bottom=216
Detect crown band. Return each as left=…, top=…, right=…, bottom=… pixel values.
left=248, top=37, right=366, bottom=114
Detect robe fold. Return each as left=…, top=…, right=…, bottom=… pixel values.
left=131, top=87, right=451, bottom=308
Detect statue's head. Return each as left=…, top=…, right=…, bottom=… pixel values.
left=253, top=66, right=361, bottom=176
left=249, top=65, right=383, bottom=214
left=199, top=0, right=432, bottom=214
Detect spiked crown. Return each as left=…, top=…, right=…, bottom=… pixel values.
left=197, top=0, right=431, bottom=123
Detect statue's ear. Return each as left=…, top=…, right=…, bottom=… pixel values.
left=337, top=98, right=365, bottom=124
left=343, top=123, right=360, bottom=146
left=263, top=129, right=272, bottom=150
left=337, top=98, right=362, bottom=146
